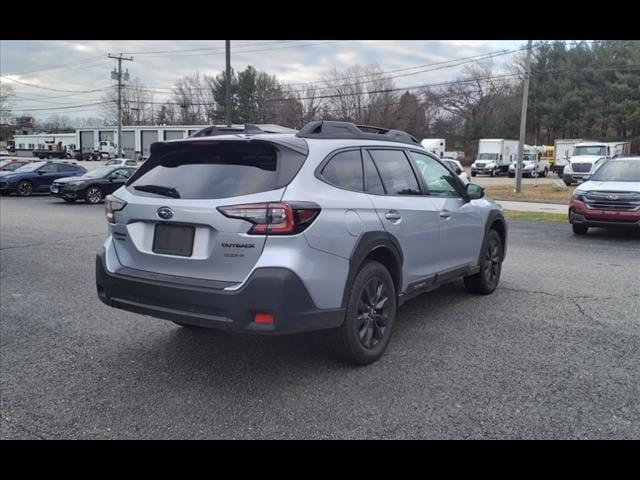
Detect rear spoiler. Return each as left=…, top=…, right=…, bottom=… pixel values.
left=126, top=137, right=309, bottom=187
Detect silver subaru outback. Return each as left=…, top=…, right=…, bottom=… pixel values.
left=96, top=121, right=507, bottom=364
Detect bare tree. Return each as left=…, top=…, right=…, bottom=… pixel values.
left=100, top=78, right=155, bottom=125
left=321, top=64, right=398, bottom=127
left=0, top=81, right=15, bottom=125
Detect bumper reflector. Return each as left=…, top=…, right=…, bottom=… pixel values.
left=254, top=313, right=274, bottom=325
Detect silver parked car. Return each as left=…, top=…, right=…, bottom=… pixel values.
left=96, top=121, right=507, bottom=364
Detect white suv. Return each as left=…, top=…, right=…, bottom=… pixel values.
left=96, top=121, right=507, bottom=364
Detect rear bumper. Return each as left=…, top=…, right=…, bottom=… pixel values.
left=95, top=249, right=345, bottom=334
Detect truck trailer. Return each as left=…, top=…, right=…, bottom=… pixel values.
left=420, top=138, right=446, bottom=158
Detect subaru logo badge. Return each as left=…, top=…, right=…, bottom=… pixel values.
left=607, top=194, right=618, bottom=200
left=157, top=207, right=174, bottom=220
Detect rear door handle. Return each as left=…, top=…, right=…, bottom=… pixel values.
left=439, top=210, right=451, bottom=218
left=385, top=211, right=402, bottom=221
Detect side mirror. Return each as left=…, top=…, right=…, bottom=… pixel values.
left=37, top=170, right=45, bottom=175
left=455, top=167, right=462, bottom=174
left=108, top=176, right=116, bottom=182
left=466, top=183, right=485, bottom=200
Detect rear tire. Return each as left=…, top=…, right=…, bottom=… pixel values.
left=572, top=224, right=588, bottom=235
left=464, top=229, right=503, bottom=295
left=333, top=260, right=397, bottom=365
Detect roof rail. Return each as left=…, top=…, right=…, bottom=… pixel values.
left=295, top=120, right=420, bottom=146
left=188, top=124, right=271, bottom=138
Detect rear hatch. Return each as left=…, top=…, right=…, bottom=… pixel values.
left=110, top=136, right=307, bottom=283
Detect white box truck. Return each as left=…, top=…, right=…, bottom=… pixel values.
left=420, top=138, right=446, bottom=158
left=508, top=145, right=551, bottom=178
left=562, top=140, right=631, bottom=185
left=552, top=138, right=583, bottom=177
left=471, top=139, right=518, bottom=177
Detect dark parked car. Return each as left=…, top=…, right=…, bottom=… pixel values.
left=51, top=165, right=137, bottom=204
left=0, top=161, right=87, bottom=197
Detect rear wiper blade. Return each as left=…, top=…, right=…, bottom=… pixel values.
left=133, top=184, right=181, bottom=198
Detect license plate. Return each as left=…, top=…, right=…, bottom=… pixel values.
left=152, top=223, right=195, bottom=257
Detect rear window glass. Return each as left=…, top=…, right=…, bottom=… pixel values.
left=127, top=142, right=306, bottom=199
left=321, top=150, right=363, bottom=191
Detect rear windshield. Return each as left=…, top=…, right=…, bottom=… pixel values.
left=127, top=141, right=306, bottom=199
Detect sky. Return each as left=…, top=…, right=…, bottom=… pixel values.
left=0, top=40, right=524, bottom=123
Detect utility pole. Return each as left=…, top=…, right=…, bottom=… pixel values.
left=108, top=53, right=133, bottom=158
left=225, top=40, right=231, bottom=127
left=515, top=40, right=533, bottom=194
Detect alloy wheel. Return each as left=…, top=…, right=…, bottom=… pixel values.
left=87, top=187, right=103, bottom=204
left=484, top=238, right=501, bottom=286
left=356, top=278, right=391, bottom=349
left=17, top=181, right=32, bottom=196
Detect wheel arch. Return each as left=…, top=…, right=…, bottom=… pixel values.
left=342, top=231, right=403, bottom=308
left=484, top=210, right=507, bottom=261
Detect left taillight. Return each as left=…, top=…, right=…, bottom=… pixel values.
left=105, top=194, right=127, bottom=224
left=218, top=202, right=320, bottom=235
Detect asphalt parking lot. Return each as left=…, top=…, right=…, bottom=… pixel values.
left=1, top=195, right=639, bottom=439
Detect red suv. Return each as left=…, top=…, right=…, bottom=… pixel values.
left=569, top=157, right=640, bottom=235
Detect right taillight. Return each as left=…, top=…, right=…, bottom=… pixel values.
left=218, top=202, right=320, bottom=235
left=105, top=194, right=127, bottom=224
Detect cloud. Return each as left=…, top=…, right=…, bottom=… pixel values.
left=1, top=40, right=526, bottom=120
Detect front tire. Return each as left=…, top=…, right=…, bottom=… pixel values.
left=85, top=186, right=104, bottom=204
left=471, top=171, right=477, bottom=177
left=333, top=261, right=397, bottom=365
left=572, top=224, right=588, bottom=235
left=464, top=229, right=503, bottom=295
left=16, top=180, right=33, bottom=197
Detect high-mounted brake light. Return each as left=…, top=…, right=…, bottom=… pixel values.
left=218, top=202, right=320, bottom=235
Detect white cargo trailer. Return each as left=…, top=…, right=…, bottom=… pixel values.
left=420, top=138, right=446, bottom=158
left=471, top=139, right=519, bottom=177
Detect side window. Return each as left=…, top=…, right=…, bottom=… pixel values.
left=409, top=151, right=460, bottom=197
left=111, top=169, right=132, bottom=179
left=125, top=160, right=137, bottom=166
left=321, top=150, right=364, bottom=191
left=38, top=163, right=59, bottom=173
left=368, top=149, right=421, bottom=195
left=363, top=151, right=385, bottom=194
left=59, top=164, right=78, bottom=172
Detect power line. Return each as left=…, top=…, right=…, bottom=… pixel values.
left=120, top=40, right=292, bottom=56
left=1, top=76, right=109, bottom=93
left=131, top=45, right=529, bottom=96
left=2, top=55, right=106, bottom=76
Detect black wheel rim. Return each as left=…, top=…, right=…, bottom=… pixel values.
left=87, top=188, right=102, bottom=203
left=484, top=239, right=501, bottom=285
left=356, top=278, right=390, bottom=350
left=18, top=182, right=31, bottom=196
